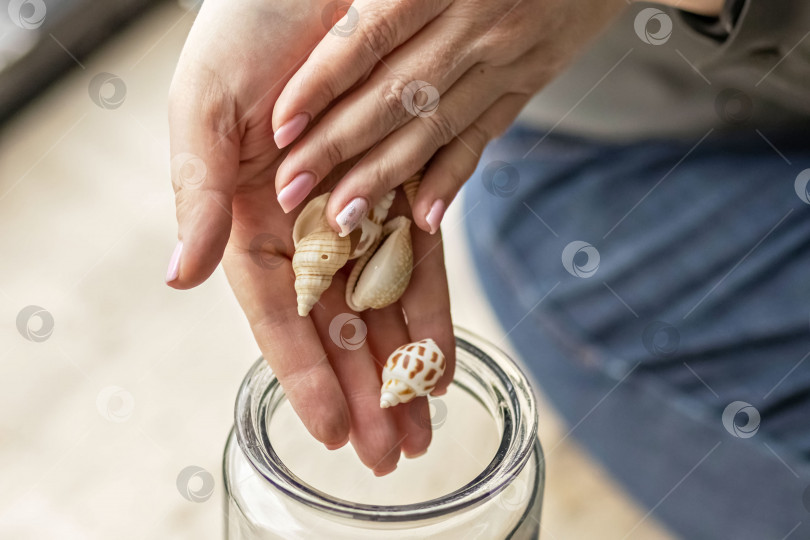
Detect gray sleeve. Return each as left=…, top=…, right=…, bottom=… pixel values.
left=516, top=0, right=810, bottom=141
left=678, top=0, right=810, bottom=115
left=678, top=0, right=746, bottom=42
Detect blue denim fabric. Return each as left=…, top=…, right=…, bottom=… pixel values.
left=463, top=125, right=810, bottom=540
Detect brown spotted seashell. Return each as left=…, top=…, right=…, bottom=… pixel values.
left=380, top=338, right=446, bottom=408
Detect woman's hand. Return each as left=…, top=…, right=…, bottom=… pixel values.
left=167, top=0, right=455, bottom=475
left=270, top=0, right=628, bottom=236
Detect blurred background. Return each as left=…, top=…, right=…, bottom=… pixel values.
left=0, top=1, right=674, bottom=538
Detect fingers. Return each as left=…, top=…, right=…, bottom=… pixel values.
left=167, top=76, right=240, bottom=289
left=221, top=243, right=351, bottom=448
left=395, top=397, right=432, bottom=458
left=363, top=302, right=432, bottom=459
left=271, top=0, right=451, bottom=148
left=323, top=65, right=507, bottom=234
left=399, top=221, right=455, bottom=395
left=273, top=8, right=480, bottom=217
left=409, top=93, right=530, bottom=233
left=310, top=275, right=402, bottom=476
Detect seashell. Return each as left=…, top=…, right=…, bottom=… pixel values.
left=380, top=338, right=446, bottom=408
left=345, top=215, right=412, bottom=312
left=352, top=190, right=395, bottom=259
left=294, top=191, right=395, bottom=260
left=401, top=171, right=422, bottom=207
left=292, top=193, right=351, bottom=316
left=292, top=181, right=422, bottom=316
left=292, top=193, right=331, bottom=247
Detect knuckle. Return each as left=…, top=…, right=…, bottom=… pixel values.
left=368, top=155, right=393, bottom=190
left=308, top=62, right=342, bottom=108
left=360, top=11, right=398, bottom=55
left=379, top=78, right=408, bottom=124
left=423, top=113, right=457, bottom=148
left=317, top=129, right=348, bottom=167
left=170, top=68, right=235, bottom=139
left=475, top=6, right=535, bottom=64
left=197, top=86, right=235, bottom=138
left=478, top=32, right=514, bottom=63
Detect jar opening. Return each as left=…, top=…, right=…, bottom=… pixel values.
left=233, top=327, right=538, bottom=523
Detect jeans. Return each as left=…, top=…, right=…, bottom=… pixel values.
left=463, top=124, right=810, bottom=540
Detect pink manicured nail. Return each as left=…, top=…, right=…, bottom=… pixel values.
left=335, top=197, right=368, bottom=237
left=425, top=199, right=446, bottom=235
left=278, top=171, right=317, bottom=213
left=273, top=112, right=310, bottom=149
left=165, top=241, right=183, bottom=283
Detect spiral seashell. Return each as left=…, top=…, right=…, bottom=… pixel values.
left=401, top=171, right=422, bottom=207
left=380, top=338, right=446, bottom=408
left=352, top=190, right=395, bottom=258
left=292, top=230, right=350, bottom=316
left=292, top=181, right=421, bottom=316
left=292, top=193, right=330, bottom=248
left=292, top=193, right=351, bottom=316
left=345, top=216, right=412, bottom=311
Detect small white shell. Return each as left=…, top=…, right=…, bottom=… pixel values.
left=380, top=338, right=446, bottom=408
left=352, top=190, right=395, bottom=259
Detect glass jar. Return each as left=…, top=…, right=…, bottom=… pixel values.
left=223, top=327, right=544, bottom=539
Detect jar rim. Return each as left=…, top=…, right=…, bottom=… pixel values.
left=233, top=326, right=538, bottom=523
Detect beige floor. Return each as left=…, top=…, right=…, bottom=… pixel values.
left=0, top=3, right=674, bottom=539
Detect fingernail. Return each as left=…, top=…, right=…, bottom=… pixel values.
left=425, top=199, right=446, bottom=235
left=336, top=197, right=368, bottom=237
left=404, top=448, right=428, bottom=459
left=165, top=241, right=183, bottom=283
left=274, top=112, right=310, bottom=149
left=325, top=437, right=349, bottom=451
left=278, top=171, right=317, bottom=213
left=373, top=465, right=397, bottom=477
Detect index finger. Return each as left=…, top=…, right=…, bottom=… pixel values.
left=271, top=0, right=451, bottom=148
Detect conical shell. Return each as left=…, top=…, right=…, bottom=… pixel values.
left=293, top=193, right=331, bottom=247
left=353, top=190, right=395, bottom=259
left=401, top=172, right=422, bottom=207
left=293, top=230, right=350, bottom=316
left=294, top=191, right=396, bottom=260
left=380, top=338, right=446, bottom=408
left=292, top=193, right=351, bottom=316
left=345, top=216, right=412, bottom=312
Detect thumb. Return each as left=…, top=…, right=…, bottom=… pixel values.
left=166, top=82, right=239, bottom=289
